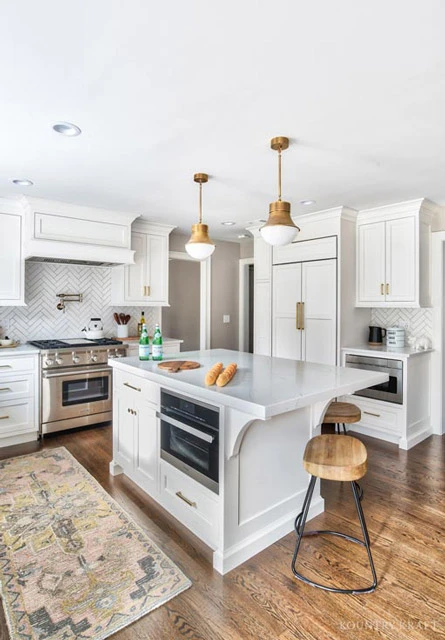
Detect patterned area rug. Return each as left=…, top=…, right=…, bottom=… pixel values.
left=0, top=447, right=191, bottom=640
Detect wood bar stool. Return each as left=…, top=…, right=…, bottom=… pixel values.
left=323, top=401, right=361, bottom=435
left=291, top=434, right=377, bottom=594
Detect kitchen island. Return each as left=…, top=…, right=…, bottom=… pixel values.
left=109, top=349, right=387, bottom=574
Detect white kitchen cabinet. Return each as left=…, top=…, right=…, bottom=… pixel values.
left=356, top=199, right=439, bottom=308
left=249, top=230, right=273, bottom=355
left=112, top=370, right=159, bottom=495
left=124, top=339, right=182, bottom=358
left=0, top=210, right=25, bottom=306
left=0, top=351, right=39, bottom=446
left=273, top=259, right=336, bottom=365
left=111, top=221, right=175, bottom=306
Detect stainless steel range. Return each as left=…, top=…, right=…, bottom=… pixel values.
left=28, top=338, right=127, bottom=435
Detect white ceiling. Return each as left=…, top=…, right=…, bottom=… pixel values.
left=1, top=0, right=445, bottom=241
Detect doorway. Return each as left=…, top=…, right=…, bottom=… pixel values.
left=162, top=251, right=211, bottom=351
left=239, top=258, right=255, bottom=352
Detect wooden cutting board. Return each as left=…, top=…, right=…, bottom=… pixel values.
left=157, top=360, right=200, bottom=373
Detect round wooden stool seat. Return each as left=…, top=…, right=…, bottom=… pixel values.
left=303, top=434, right=367, bottom=482
left=324, top=401, right=361, bottom=425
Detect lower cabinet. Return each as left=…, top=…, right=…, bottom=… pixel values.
left=0, top=353, right=39, bottom=446
left=124, top=340, right=182, bottom=359
left=112, top=372, right=159, bottom=496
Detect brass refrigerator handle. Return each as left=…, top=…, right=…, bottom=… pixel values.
left=143, top=285, right=151, bottom=297
left=380, top=283, right=384, bottom=295
left=386, top=283, right=390, bottom=295
left=296, top=302, right=300, bottom=330
left=301, top=302, right=305, bottom=330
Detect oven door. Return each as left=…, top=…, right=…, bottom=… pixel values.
left=42, top=366, right=112, bottom=425
left=160, top=413, right=219, bottom=494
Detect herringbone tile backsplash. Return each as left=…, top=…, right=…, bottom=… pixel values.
left=0, top=263, right=161, bottom=343
left=371, top=308, right=433, bottom=342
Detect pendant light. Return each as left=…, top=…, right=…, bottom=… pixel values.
left=185, top=173, right=215, bottom=261
left=260, top=136, right=300, bottom=246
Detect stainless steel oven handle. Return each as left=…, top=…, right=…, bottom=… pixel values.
left=158, top=412, right=214, bottom=444
left=42, top=367, right=111, bottom=379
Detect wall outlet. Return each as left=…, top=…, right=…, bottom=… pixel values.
left=399, top=320, right=410, bottom=330
left=223, top=315, right=230, bottom=324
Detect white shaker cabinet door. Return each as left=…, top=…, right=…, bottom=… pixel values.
left=254, top=281, right=272, bottom=356
left=113, top=388, right=135, bottom=469
left=357, top=221, right=386, bottom=304
left=301, top=259, right=337, bottom=365
left=145, top=233, right=169, bottom=304
left=0, top=212, right=24, bottom=305
left=124, top=232, right=147, bottom=302
left=133, top=402, right=159, bottom=496
left=385, top=216, right=416, bottom=303
left=272, top=263, right=302, bottom=360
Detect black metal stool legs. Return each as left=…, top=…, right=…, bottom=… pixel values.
left=334, top=422, right=348, bottom=435
left=291, top=478, right=377, bottom=594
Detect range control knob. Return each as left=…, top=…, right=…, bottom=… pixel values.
left=45, top=358, right=55, bottom=366
left=90, top=351, right=98, bottom=363
left=55, top=353, right=64, bottom=365
left=72, top=352, right=80, bottom=364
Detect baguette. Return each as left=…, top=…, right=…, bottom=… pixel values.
left=205, top=362, right=224, bottom=386
left=216, top=363, right=238, bottom=387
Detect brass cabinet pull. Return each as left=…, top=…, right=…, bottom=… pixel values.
left=301, top=302, right=305, bottom=330
left=0, top=387, right=11, bottom=392
left=123, top=382, right=141, bottom=392
left=0, top=415, right=10, bottom=420
left=143, top=285, right=151, bottom=297
left=363, top=411, right=381, bottom=418
left=296, top=302, right=300, bottom=330
left=386, top=283, right=390, bottom=295
left=175, top=491, right=197, bottom=508
left=0, top=365, right=12, bottom=369
left=380, top=283, right=384, bottom=295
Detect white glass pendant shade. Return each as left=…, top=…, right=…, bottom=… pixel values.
left=260, top=223, right=299, bottom=246
left=185, top=241, right=215, bottom=260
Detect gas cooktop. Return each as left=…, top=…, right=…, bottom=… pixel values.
left=28, top=338, right=123, bottom=349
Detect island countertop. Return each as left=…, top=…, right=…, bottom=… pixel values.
left=109, top=349, right=388, bottom=419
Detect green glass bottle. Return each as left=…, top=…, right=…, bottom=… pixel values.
left=139, top=324, right=150, bottom=361
left=151, top=323, right=163, bottom=361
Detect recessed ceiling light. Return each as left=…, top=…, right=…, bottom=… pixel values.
left=12, top=179, right=33, bottom=186
left=300, top=200, right=316, bottom=206
left=221, top=221, right=236, bottom=226
left=238, top=234, right=248, bottom=239
left=53, top=122, right=82, bottom=136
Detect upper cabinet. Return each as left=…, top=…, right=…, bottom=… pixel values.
left=0, top=205, right=25, bottom=306
left=111, top=221, right=175, bottom=306
left=356, top=199, right=439, bottom=308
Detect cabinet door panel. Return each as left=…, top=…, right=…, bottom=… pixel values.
left=272, top=263, right=302, bottom=360
left=124, top=232, right=147, bottom=302
left=254, top=281, right=271, bottom=355
left=254, top=236, right=272, bottom=281
left=0, top=213, right=23, bottom=304
left=114, top=391, right=134, bottom=468
left=146, top=234, right=168, bottom=302
left=301, top=259, right=337, bottom=365
left=134, top=402, right=159, bottom=494
left=385, top=217, right=416, bottom=303
left=357, top=222, right=385, bottom=304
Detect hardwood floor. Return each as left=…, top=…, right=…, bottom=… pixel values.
left=1, top=426, right=444, bottom=640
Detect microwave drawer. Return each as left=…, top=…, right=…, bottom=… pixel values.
left=341, top=396, right=402, bottom=435
left=160, top=460, right=219, bottom=548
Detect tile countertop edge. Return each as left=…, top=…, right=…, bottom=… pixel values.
left=109, top=351, right=389, bottom=420
left=342, top=345, right=434, bottom=359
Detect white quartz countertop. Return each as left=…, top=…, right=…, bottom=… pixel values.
left=110, top=349, right=389, bottom=419
left=0, top=344, right=40, bottom=356
left=121, top=337, right=183, bottom=344
left=342, top=345, right=433, bottom=359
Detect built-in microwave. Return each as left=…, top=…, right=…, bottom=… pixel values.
left=159, top=390, right=220, bottom=494
left=344, top=354, right=403, bottom=404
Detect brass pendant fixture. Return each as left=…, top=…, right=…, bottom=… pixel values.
left=185, top=172, right=215, bottom=261
left=260, top=136, right=300, bottom=246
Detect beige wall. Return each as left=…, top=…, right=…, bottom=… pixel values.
left=168, top=232, right=240, bottom=350
left=162, top=259, right=200, bottom=351
left=240, top=239, right=254, bottom=259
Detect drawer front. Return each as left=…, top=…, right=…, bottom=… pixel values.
left=163, top=344, right=180, bottom=356
left=0, top=375, right=34, bottom=401
left=0, top=356, right=36, bottom=374
left=160, top=460, right=219, bottom=548
left=0, top=399, right=35, bottom=436
left=114, top=369, right=159, bottom=407
left=341, top=395, right=401, bottom=434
